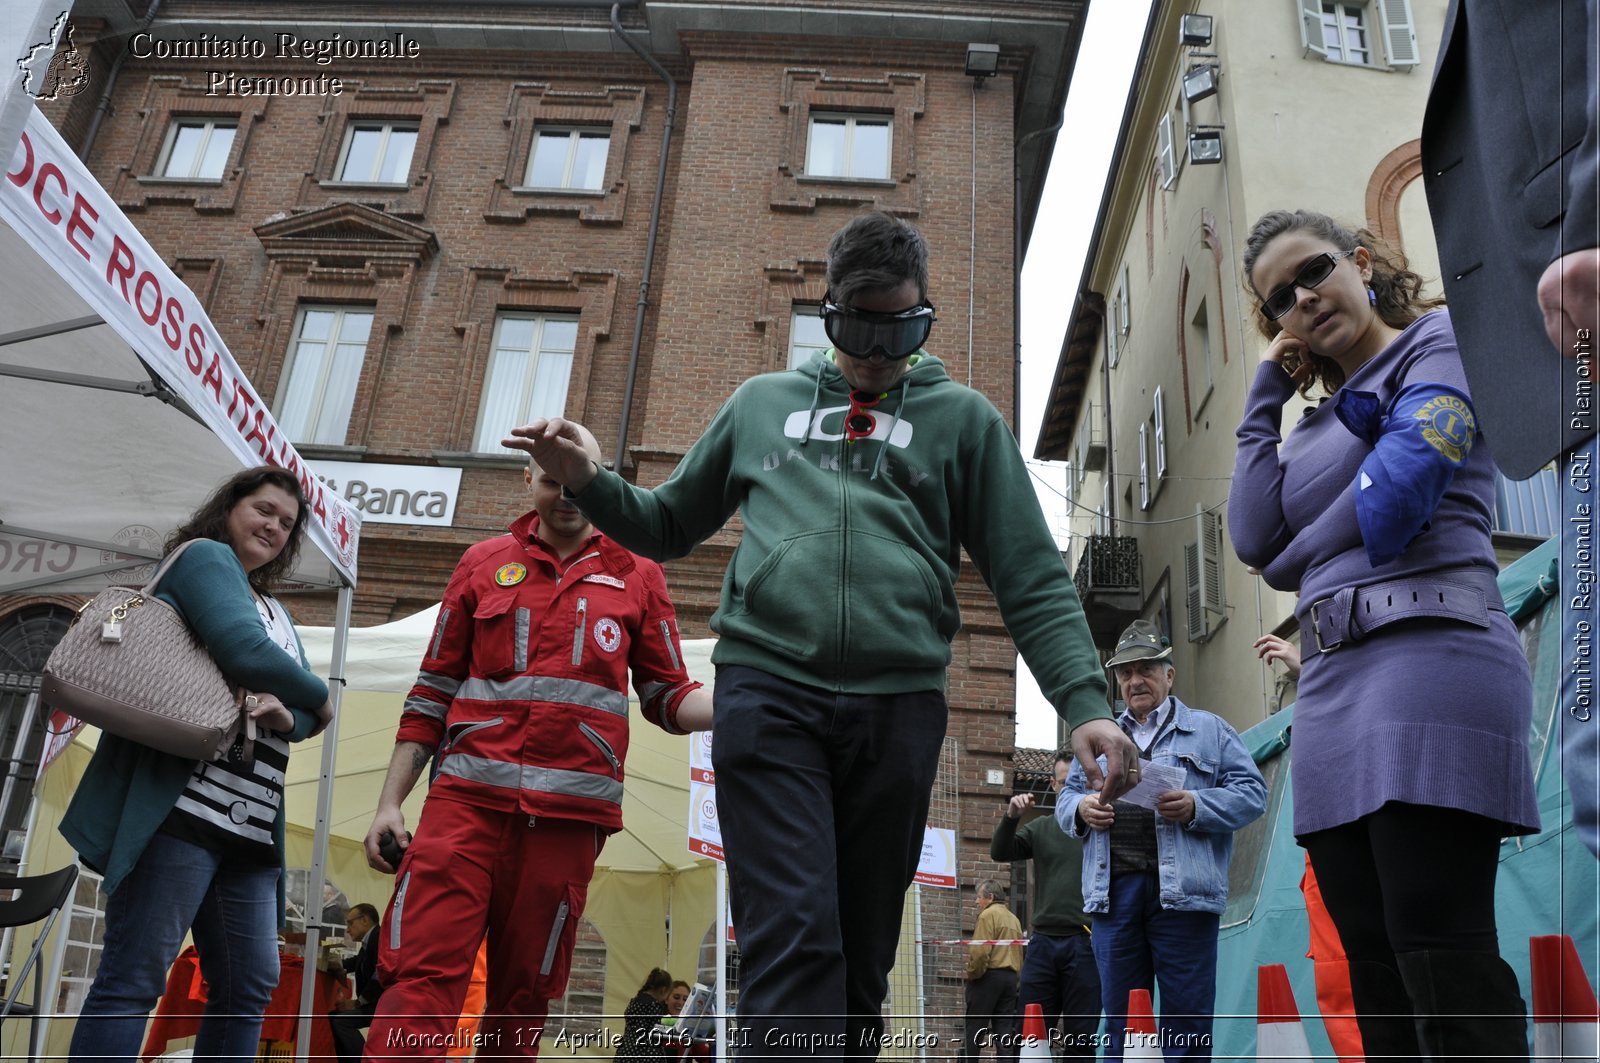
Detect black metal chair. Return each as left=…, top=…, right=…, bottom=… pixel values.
left=0, top=864, right=80, bottom=1063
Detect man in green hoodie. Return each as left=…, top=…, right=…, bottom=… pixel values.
left=504, top=210, right=1136, bottom=1061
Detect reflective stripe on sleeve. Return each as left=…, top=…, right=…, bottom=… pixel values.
left=415, top=671, right=462, bottom=698
left=402, top=696, right=448, bottom=720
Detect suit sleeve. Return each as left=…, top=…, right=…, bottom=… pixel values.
left=394, top=553, right=479, bottom=748
left=1560, top=0, right=1599, bottom=257
left=629, top=561, right=704, bottom=735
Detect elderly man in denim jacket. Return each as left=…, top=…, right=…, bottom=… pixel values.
left=1057, top=621, right=1267, bottom=1062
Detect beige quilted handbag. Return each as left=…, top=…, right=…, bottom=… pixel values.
left=42, top=539, right=251, bottom=763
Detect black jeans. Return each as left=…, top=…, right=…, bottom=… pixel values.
left=1301, top=802, right=1503, bottom=960
left=712, top=666, right=947, bottom=1062
left=964, top=969, right=1020, bottom=1063
left=1018, top=931, right=1101, bottom=1058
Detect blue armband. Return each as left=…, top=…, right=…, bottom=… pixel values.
left=1342, top=382, right=1477, bottom=566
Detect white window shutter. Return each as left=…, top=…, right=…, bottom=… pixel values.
left=1106, top=318, right=1119, bottom=369
left=1184, top=540, right=1208, bottom=641
left=1298, top=0, right=1327, bottom=56
left=1064, top=461, right=1075, bottom=504
left=1153, top=387, right=1168, bottom=479
left=1375, top=0, right=1419, bottom=67
left=1138, top=423, right=1151, bottom=510
left=1156, top=114, right=1176, bottom=189
left=1120, top=264, right=1132, bottom=336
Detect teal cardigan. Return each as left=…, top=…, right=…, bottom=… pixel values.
left=60, top=539, right=330, bottom=911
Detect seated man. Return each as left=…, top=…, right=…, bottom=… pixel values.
left=328, top=903, right=382, bottom=1063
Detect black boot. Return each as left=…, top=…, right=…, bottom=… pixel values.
left=1396, top=950, right=1530, bottom=1060
left=1345, top=959, right=1422, bottom=1062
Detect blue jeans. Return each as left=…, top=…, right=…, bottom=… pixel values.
left=1017, top=931, right=1100, bottom=1058
left=1090, top=870, right=1218, bottom=1062
left=69, top=830, right=281, bottom=1063
left=1562, top=443, right=1600, bottom=858
left=711, top=666, right=947, bottom=1062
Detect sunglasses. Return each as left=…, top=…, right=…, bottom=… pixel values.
left=820, top=297, right=936, bottom=360
left=1260, top=249, right=1355, bottom=321
left=845, top=390, right=883, bottom=441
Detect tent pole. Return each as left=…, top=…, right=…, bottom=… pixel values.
left=295, top=582, right=354, bottom=1061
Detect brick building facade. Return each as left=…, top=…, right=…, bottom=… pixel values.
left=7, top=0, right=1092, bottom=969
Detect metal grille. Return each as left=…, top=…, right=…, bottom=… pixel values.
left=0, top=605, right=73, bottom=853
left=1072, top=535, right=1142, bottom=598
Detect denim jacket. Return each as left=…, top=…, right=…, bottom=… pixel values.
left=1056, top=697, right=1267, bottom=915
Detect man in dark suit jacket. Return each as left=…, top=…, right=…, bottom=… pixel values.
left=1422, top=0, right=1600, bottom=866
left=328, top=903, right=383, bottom=1063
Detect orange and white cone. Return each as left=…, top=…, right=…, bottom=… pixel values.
left=1256, top=963, right=1314, bottom=1060
left=1019, top=1003, right=1052, bottom=1061
left=1531, top=934, right=1600, bottom=1062
left=1124, top=987, right=1164, bottom=1060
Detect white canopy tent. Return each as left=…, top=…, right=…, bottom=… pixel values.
left=0, top=10, right=364, bottom=1057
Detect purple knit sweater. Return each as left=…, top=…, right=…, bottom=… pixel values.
left=1230, top=310, right=1538, bottom=835
left=1230, top=311, right=1498, bottom=608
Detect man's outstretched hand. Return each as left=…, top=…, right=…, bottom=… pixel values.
left=503, top=418, right=600, bottom=490
left=1070, top=717, right=1140, bottom=802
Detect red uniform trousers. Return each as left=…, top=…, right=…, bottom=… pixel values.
left=365, top=797, right=602, bottom=1061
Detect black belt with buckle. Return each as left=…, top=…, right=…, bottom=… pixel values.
left=1298, top=567, right=1504, bottom=658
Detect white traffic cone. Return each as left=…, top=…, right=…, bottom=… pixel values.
left=1532, top=934, right=1600, bottom=1062
left=1256, top=963, right=1314, bottom=1060
left=1019, top=1003, right=1051, bottom=1061
left=1124, top=987, right=1164, bottom=1061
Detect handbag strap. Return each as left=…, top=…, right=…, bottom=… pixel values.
left=137, top=538, right=212, bottom=597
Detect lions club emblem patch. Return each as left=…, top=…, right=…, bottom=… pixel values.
left=594, top=617, right=623, bottom=654
left=494, top=563, right=527, bottom=586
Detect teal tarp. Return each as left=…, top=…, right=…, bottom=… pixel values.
left=1204, top=539, right=1597, bottom=1059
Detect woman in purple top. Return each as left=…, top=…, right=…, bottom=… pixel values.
left=1229, top=210, right=1537, bottom=1061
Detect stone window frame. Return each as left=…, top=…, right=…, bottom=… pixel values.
left=301, top=80, right=455, bottom=221
left=771, top=69, right=924, bottom=216
left=484, top=83, right=645, bottom=226
left=251, top=204, right=439, bottom=453
left=756, top=258, right=829, bottom=373
left=442, top=265, right=621, bottom=458
left=273, top=303, right=380, bottom=448
left=113, top=76, right=267, bottom=214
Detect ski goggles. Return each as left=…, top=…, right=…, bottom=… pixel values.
left=1259, top=249, right=1355, bottom=321
left=820, top=298, right=937, bottom=360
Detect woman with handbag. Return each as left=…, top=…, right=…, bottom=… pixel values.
left=63, top=466, right=334, bottom=1063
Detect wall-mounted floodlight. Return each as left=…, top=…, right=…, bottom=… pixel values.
left=1188, top=130, right=1223, bottom=164
left=1180, top=14, right=1214, bottom=48
left=965, top=42, right=1000, bottom=78
left=1182, top=64, right=1219, bottom=104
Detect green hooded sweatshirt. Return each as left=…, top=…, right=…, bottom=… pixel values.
left=572, top=350, right=1110, bottom=730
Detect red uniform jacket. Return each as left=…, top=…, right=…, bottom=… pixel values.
left=398, top=510, right=701, bottom=831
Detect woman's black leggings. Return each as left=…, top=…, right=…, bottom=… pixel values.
left=1301, top=802, right=1504, bottom=960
